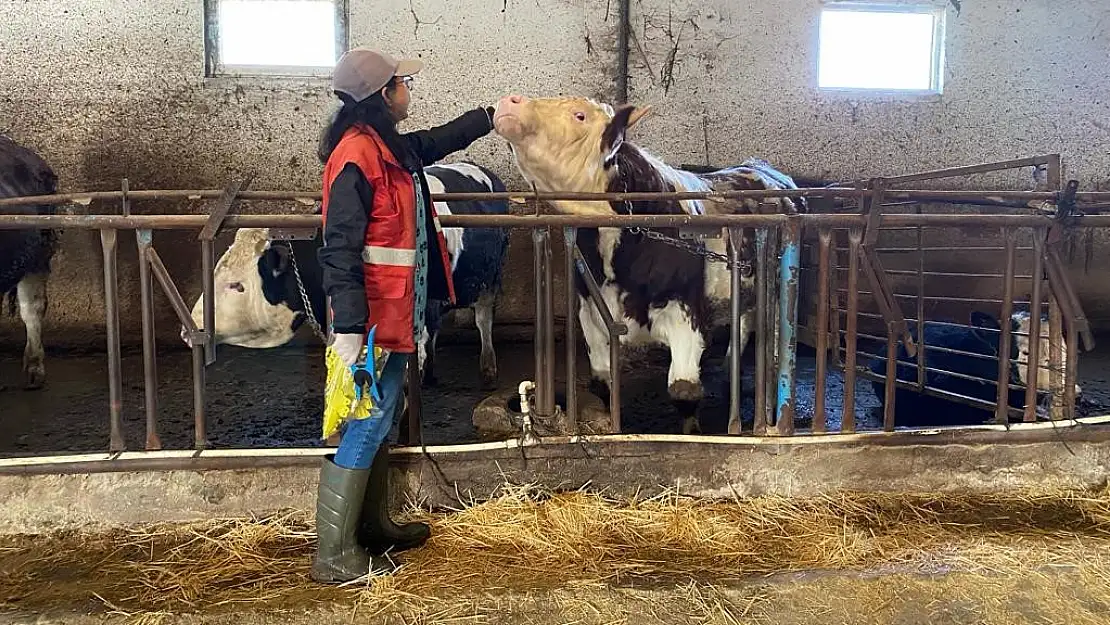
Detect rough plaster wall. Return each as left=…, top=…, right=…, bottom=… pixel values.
left=1, top=0, right=1109, bottom=352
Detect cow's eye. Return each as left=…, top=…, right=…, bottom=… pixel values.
left=574, top=112, right=586, bottom=121
left=227, top=282, right=245, bottom=292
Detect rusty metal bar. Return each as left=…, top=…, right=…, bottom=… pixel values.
left=829, top=230, right=843, bottom=368
left=100, top=229, right=125, bottom=453
left=1048, top=294, right=1065, bottom=421
left=1045, top=245, right=1095, bottom=351
left=146, top=247, right=209, bottom=449
left=191, top=343, right=207, bottom=450
left=853, top=367, right=1026, bottom=418
left=836, top=289, right=1037, bottom=307
left=727, top=227, right=743, bottom=435
left=842, top=229, right=862, bottom=433
left=1023, top=232, right=1045, bottom=422
left=532, top=227, right=554, bottom=417
left=880, top=154, right=1057, bottom=185
left=858, top=246, right=1036, bottom=254
left=6, top=183, right=1110, bottom=210
left=564, top=227, right=579, bottom=429
left=753, top=229, right=770, bottom=435
left=877, top=269, right=1035, bottom=280
left=135, top=229, right=162, bottom=451
left=201, top=240, right=216, bottom=365
left=11, top=212, right=1110, bottom=230
left=543, top=229, right=556, bottom=422
left=883, top=322, right=897, bottom=432
left=572, top=245, right=627, bottom=433
left=995, top=230, right=1017, bottom=425
left=813, top=229, right=831, bottom=434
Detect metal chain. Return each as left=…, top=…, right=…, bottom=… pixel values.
left=626, top=227, right=754, bottom=276
left=284, top=243, right=328, bottom=344
left=617, top=200, right=754, bottom=276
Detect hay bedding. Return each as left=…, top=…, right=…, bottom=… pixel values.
left=3, top=485, right=1110, bottom=623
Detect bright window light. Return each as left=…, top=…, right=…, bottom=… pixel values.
left=818, top=5, right=944, bottom=91
left=216, top=0, right=339, bottom=70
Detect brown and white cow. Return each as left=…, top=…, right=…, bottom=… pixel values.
left=492, top=95, right=804, bottom=434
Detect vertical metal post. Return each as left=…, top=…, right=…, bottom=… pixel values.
left=776, top=219, right=801, bottom=436
left=727, top=226, right=743, bottom=435
left=842, top=229, right=862, bottom=433
left=101, top=228, right=125, bottom=453
left=532, top=227, right=553, bottom=416
left=813, top=229, right=831, bottom=434
left=883, top=322, right=897, bottom=432
left=1066, top=322, right=1079, bottom=420
left=564, top=228, right=579, bottom=429
left=543, top=228, right=556, bottom=418
left=192, top=343, right=207, bottom=449
left=995, top=230, right=1017, bottom=425
left=1023, top=231, right=1044, bottom=422
left=136, top=229, right=162, bottom=450
left=1049, top=294, right=1065, bottom=421
left=916, top=210, right=926, bottom=390
left=829, top=232, right=842, bottom=368
left=202, top=239, right=217, bottom=365
left=609, top=328, right=621, bottom=434
left=753, top=228, right=769, bottom=435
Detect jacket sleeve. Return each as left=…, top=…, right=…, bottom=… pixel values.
left=401, top=106, right=495, bottom=166
left=318, top=163, right=374, bottom=335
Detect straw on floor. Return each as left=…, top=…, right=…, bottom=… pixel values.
left=3, top=483, right=1110, bottom=623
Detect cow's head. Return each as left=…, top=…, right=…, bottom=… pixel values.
left=185, top=228, right=304, bottom=349
left=493, top=95, right=651, bottom=214
left=969, top=310, right=1081, bottom=396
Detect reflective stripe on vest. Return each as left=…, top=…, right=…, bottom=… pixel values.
left=362, top=245, right=416, bottom=266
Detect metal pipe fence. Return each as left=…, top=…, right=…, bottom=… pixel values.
left=0, top=155, right=1104, bottom=459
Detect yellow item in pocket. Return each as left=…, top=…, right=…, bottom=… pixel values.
left=321, top=343, right=388, bottom=441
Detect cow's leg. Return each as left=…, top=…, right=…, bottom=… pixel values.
left=18, top=272, right=48, bottom=390
left=650, top=301, right=706, bottom=435
left=724, top=308, right=755, bottom=364
left=474, top=291, right=498, bottom=389
left=578, top=297, right=613, bottom=407
left=419, top=302, right=443, bottom=387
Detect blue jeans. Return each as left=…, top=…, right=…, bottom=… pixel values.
left=333, top=353, right=409, bottom=470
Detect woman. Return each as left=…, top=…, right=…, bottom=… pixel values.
left=312, top=47, right=496, bottom=583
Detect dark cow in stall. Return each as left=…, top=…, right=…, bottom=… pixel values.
left=491, top=95, right=805, bottom=434
left=1, top=134, right=58, bottom=391
left=185, top=162, right=510, bottom=389
left=867, top=310, right=1081, bottom=426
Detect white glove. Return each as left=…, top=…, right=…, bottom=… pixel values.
left=331, top=333, right=365, bottom=367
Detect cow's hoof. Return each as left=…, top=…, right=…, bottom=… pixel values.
left=23, top=367, right=45, bottom=391
left=668, top=380, right=704, bottom=402
left=682, top=416, right=703, bottom=435
left=480, top=369, right=497, bottom=391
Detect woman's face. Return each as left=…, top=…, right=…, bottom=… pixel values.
left=384, top=76, right=413, bottom=122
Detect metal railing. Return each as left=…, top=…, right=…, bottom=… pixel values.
left=0, top=154, right=1107, bottom=458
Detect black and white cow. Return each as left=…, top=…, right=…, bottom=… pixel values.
left=491, top=95, right=804, bottom=434
left=868, top=310, right=1081, bottom=426
left=1, top=134, right=58, bottom=391
left=185, top=162, right=510, bottom=389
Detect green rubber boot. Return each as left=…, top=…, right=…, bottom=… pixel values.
left=359, top=445, right=431, bottom=555
left=311, top=455, right=395, bottom=583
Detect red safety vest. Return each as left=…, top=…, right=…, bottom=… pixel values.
left=321, top=124, right=456, bottom=353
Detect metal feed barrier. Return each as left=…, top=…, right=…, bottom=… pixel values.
left=0, top=154, right=1108, bottom=474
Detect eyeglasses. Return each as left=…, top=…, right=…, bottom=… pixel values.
left=397, top=75, right=414, bottom=90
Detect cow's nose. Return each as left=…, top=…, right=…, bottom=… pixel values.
left=509, top=94, right=525, bottom=104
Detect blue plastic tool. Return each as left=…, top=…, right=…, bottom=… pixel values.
left=350, top=325, right=383, bottom=406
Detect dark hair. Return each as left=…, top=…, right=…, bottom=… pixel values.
left=317, top=82, right=419, bottom=170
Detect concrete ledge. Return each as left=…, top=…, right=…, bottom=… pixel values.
left=2, top=419, right=1109, bottom=534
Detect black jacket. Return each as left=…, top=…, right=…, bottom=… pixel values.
left=319, top=106, right=495, bottom=335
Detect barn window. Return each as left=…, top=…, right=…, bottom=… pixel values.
left=204, top=0, right=349, bottom=77
left=817, top=2, right=946, bottom=92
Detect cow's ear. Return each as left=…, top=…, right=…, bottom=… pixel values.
left=969, top=311, right=1001, bottom=344
left=601, top=104, right=652, bottom=167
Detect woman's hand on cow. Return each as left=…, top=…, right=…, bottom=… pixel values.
left=332, top=332, right=365, bottom=366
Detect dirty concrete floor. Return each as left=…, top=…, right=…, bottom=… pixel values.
left=3, top=334, right=1110, bottom=455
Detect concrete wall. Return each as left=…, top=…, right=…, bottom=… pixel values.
left=2, top=0, right=1109, bottom=351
